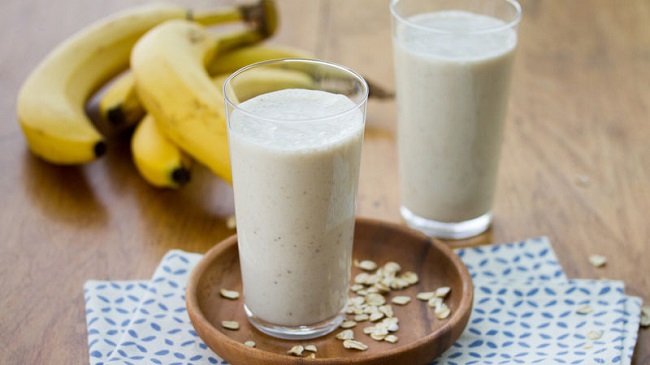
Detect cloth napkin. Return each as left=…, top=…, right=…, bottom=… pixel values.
left=84, top=237, right=642, bottom=365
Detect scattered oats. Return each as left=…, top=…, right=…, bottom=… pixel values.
left=354, top=307, right=366, bottom=315
left=378, top=304, right=394, bottom=318
left=367, top=319, right=397, bottom=333
left=226, top=214, right=237, bottom=229
left=369, top=311, right=385, bottom=322
left=370, top=327, right=389, bottom=341
left=307, top=353, right=316, bottom=359
left=576, top=175, right=591, bottom=187
left=350, top=284, right=365, bottom=292
left=219, top=288, right=240, bottom=300
left=366, top=293, right=386, bottom=306
left=576, top=305, right=593, bottom=315
left=304, top=345, right=318, bottom=353
left=640, top=306, right=650, bottom=327
left=435, top=302, right=451, bottom=319
left=363, top=305, right=376, bottom=314
left=401, top=271, right=419, bottom=285
left=355, top=260, right=378, bottom=271
left=370, top=333, right=388, bottom=341
left=391, top=296, right=411, bottom=306
left=221, top=321, right=240, bottom=330
left=417, top=292, right=436, bottom=301
left=435, top=287, right=451, bottom=298
left=434, top=300, right=445, bottom=311
left=583, top=342, right=593, bottom=349
left=347, top=258, right=452, bottom=346
left=390, top=277, right=410, bottom=290
left=287, top=345, right=304, bottom=356
left=383, top=316, right=399, bottom=325
left=340, top=320, right=357, bottom=329
left=384, top=334, right=399, bottom=343
left=366, top=274, right=381, bottom=285
left=354, top=313, right=370, bottom=322
left=366, top=286, right=380, bottom=294
left=436, top=308, right=451, bottom=319
left=586, top=330, right=603, bottom=340
left=387, top=322, right=400, bottom=332
left=343, top=339, right=369, bottom=351
left=336, top=329, right=355, bottom=340
left=427, top=296, right=443, bottom=308
left=588, top=254, right=607, bottom=268
left=373, top=282, right=390, bottom=294
left=383, top=262, right=401, bottom=274
left=355, top=272, right=371, bottom=285
left=244, top=340, right=256, bottom=348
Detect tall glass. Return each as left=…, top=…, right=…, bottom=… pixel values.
left=223, top=59, right=368, bottom=339
left=390, top=0, right=522, bottom=239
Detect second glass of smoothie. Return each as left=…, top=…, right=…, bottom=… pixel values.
left=223, top=59, right=368, bottom=340
left=390, top=0, right=521, bottom=239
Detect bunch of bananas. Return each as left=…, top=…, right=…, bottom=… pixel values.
left=17, top=0, right=387, bottom=189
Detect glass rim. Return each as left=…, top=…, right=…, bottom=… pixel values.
left=223, top=58, right=369, bottom=124
left=389, top=0, right=522, bottom=35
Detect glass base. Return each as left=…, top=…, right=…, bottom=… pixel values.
left=400, top=206, right=492, bottom=239
left=244, top=304, right=344, bottom=340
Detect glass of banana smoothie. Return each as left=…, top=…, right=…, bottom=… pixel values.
left=223, top=59, right=368, bottom=339
left=390, top=0, right=521, bottom=239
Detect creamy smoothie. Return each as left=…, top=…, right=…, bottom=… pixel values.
left=394, top=10, right=517, bottom=227
left=228, top=88, right=364, bottom=328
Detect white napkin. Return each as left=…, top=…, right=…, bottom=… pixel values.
left=85, top=237, right=642, bottom=365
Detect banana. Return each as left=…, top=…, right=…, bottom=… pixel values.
left=16, top=1, right=276, bottom=164
left=212, top=67, right=314, bottom=103
left=96, top=72, right=144, bottom=135
left=131, top=114, right=191, bottom=188
left=130, top=68, right=311, bottom=188
left=131, top=21, right=276, bottom=183
left=206, top=44, right=313, bottom=75
left=98, top=44, right=312, bottom=127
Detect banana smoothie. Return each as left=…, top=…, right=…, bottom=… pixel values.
left=392, top=8, right=518, bottom=237
left=228, top=88, right=365, bottom=330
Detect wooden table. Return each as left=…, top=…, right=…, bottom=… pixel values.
left=1, top=0, right=648, bottom=363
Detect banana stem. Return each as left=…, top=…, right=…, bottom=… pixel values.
left=189, top=0, right=277, bottom=38
left=240, top=0, right=278, bottom=38
left=190, top=8, right=242, bottom=27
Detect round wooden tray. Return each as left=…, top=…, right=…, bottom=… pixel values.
left=186, top=217, right=473, bottom=365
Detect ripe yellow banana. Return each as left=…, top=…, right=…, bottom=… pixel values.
left=206, top=44, right=313, bottom=75
left=130, top=68, right=313, bottom=188
left=16, top=1, right=276, bottom=164
left=211, top=67, right=314, bottom=103
left=131, top=114, right=191, bottom=188
left=98, top=44, right=312, bottom=128
left=97, top=72, right=144, bottom=136
left=131, top=22, right=268, bottom=183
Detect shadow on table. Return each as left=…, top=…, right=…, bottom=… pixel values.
left=21, top=149, right=108, bottom=228
left=98, top=135, right=237, bottom=251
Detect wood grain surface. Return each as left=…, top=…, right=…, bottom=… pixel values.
left=0, top=0, right=648, bottom=364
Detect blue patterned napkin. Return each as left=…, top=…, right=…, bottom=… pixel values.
left=84, top=238, right=642, bottom=365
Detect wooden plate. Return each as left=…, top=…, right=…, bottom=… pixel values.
left=186, top=217, right=473, bottom=365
